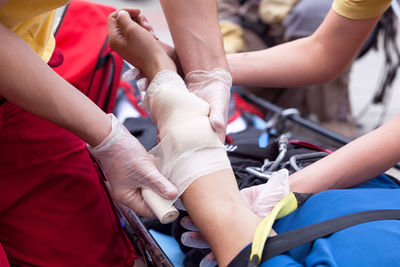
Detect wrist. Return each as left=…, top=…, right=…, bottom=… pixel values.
left=145, top=54, right=177, bottom=81
left=185, top=68, right=232, bottom=90
left=86, top=113, right=113, bottom=148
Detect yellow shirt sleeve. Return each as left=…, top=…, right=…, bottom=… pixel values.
left=0, top=0, right=69, bottom=62
left=333, top=0, right=392, bottom=19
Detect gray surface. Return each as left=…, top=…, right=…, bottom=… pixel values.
left=92, top=0, right=400, bottom=135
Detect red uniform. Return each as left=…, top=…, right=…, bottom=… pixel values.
left=0, top=100, right=137, bottom=266
left=0, top=1, right=137, bottom=265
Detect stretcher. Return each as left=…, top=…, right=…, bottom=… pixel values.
left=115, top=90, right=369, bottom=267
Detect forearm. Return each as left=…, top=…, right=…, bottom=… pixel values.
left=159, top=0, right=228, bottom=73
left=290, top=113, right=400, bottom=193
left=0, top=22, right=110, bottom=146
left=228, top=9, right=379, bottom=87
left=181, top=169, right=262, bottom=266
left=227, top=37, right=336, bottom=87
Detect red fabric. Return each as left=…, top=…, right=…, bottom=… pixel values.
left=233, top=93, right=264, bottom=119
left=120, top=80, right=148, bottom=117
left=290, top=140, right=334, bottom=154
left=54, top=0, right=123, bottom=113
left=0, top=244, right=10, bottom=267
left=47, top=47, right=64, bottom=68
left=0, top=1, right=137, bottom=265
left=0, top=102, right=137, bottom=266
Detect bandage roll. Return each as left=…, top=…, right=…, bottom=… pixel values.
left=141, top=188, right=179, bottom=224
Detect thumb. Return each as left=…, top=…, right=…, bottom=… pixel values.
left=199, top=253, right=217, bottom=267
left=116, top=10, right=134, bottom=32
left=145, top=168, right=178, bottom=200
left=209, top=104, right=227, bottom=141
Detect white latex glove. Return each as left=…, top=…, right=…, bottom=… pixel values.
left=241, top=169, right=290, bottom=217
left=87, top=114, right=178, bottom=217
left=185, top=68, right=232, bottom=141
left=180, top=169, right=290, bottom=266
left=122, top=67, right=149, bottom=92
left=180, top=216, right=217, bottom=267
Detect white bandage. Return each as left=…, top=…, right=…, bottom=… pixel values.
left=141, top=70, right=231, bottom=223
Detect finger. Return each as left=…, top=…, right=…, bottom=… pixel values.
left=119, top=193, right=154, bottom=218
left=122, top=68, right=142, bottom=81
left=136, top=15, right=155, bottom=34
left=180, top=216, right=198, bottom=231
left=137, top=77, right=149, bottom=92
left=144, top=168, right=178, bottom=200
left=107, top=11, right=124, bottom=49
left=116, top=10, right=136, bottom=33
left=122, top=8, right=141, bottom=18
left=181, top=232, right=210, bottom=249
left=199, top=252, right=217, bottom=267
left=127, top=11, right=157, bottom=38
left=209, top=106, right=227, bottom=142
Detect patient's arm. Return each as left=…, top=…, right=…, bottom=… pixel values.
left=290, top=113, right=400, bottom=193
left=108, top=10, right=262, bottom=266
left=181, top=169, right=262, bottom=265
left=143, top=70, right=262, bottom=265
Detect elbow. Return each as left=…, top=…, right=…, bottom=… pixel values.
left=316, top=62, right=352, bottom=85
left=308, top=37, right=354, bottom=85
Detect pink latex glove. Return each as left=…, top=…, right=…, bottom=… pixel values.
left=185, top=68, right=232, bottom=141
left=180, top=169, right=290, bottom=266
left=87, top=114, right=178, bottom=217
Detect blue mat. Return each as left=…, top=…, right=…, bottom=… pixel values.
left=150, top=230, right=185, bottom=266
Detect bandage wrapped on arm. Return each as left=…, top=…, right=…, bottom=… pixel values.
left=142, top=70, right=231, bottom=223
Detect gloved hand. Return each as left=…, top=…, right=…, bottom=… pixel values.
left=122, top=67, right=149, bottom=92
left=179, top=169, right=290, bottom=266
left=240, top=168, right=290, bottom=217
left=87, top=114, right=178, bottom=217
left=185, top=68, right=232, bottom=141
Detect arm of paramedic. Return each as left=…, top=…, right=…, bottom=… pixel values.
left=0, top=19, right=177, bottom=217
left=159, top=1, right=232, bottom=139
left=0, top=21, right=110, bottom=146
left=159, top=0, right=228, bottom=73
left=227, top=9, right=379, bottom=87
left=290, top=113, right=400, bottom=193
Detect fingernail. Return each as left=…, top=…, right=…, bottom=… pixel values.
left=180, top=216, right=197, bottom=231
left=117, top=10, right=129, bottom=18
left=181, top=232, right=209, bottom=248
left=200, top=256, right=217, bottom=267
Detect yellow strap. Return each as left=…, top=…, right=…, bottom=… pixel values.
left=249, top=192, right=298, bottom=263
